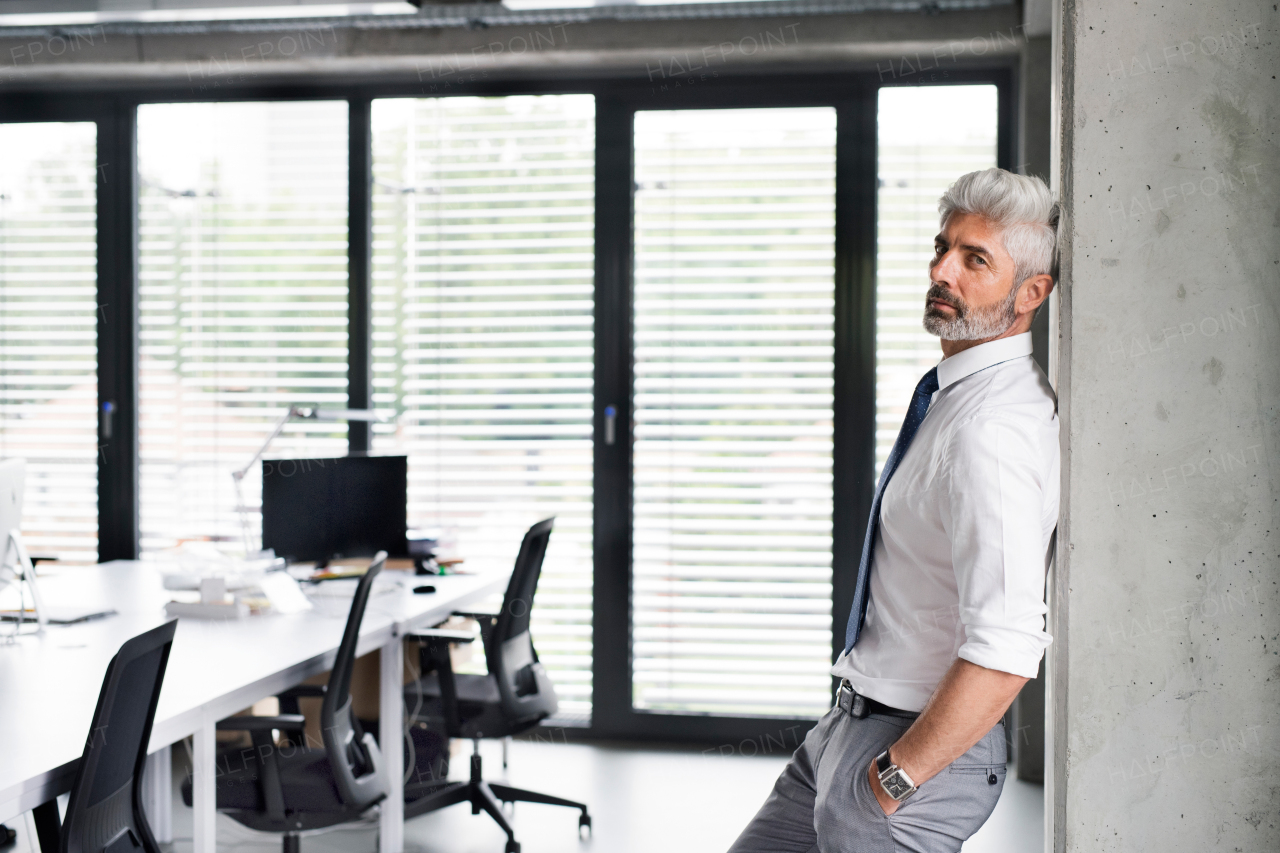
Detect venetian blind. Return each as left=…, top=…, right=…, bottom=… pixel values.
left=0, top=123, right=99, bottom=563
left=876, top=86, right=998, bottom=475
left=370, top=96, right=595, bottom=719
left=137, top=102, right=350, bottom=553
left=632, top=108, right=836, bottom=718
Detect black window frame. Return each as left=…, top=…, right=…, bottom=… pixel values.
left=0, top=65, right=1012, bottom=743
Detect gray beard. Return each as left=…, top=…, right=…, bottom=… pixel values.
left=922, top=281, right=1020, bottom=341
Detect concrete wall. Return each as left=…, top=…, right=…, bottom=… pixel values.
left=1053, top=1, right=1279, bottom=850
left=0, top=7, right=1024, bottom=90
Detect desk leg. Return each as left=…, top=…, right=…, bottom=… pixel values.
left=143, top=747, right=173, bottom=843
left=380, top=637, right=404, bottom=853
left=31, top=801, right=60, bottom=853
left=192, top=715, right=216, bottom=853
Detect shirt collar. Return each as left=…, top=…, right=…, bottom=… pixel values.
left=935, top=332, right=1033, bottom=391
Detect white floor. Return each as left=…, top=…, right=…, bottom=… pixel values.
left=3, top=738, right=1041, bottom=853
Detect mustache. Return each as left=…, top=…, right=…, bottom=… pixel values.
left=925, top=283, right=965, bottom=313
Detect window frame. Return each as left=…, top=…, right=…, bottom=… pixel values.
left=0, top=66, right=1013, bottom=742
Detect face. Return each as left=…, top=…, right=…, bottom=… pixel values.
left=924, top=212, right=1020, bottom=341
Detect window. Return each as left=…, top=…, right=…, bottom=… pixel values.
left=371, top=95, right=596, bottom=718
left=36, top=68, right=1006, bottom=736
left=631, top=108, right=837, bottom=718
left=137, top=102, right=350, bottom=554
left=0, top=122, right=99, bottom=563
left=875, top=86, right=998, bottom=475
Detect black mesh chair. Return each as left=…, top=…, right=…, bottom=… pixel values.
left=57, top=619, right=178, bottom=853
left=182, top=553, right=389, bottom=853
left=403, top=518, right=590, bottom=853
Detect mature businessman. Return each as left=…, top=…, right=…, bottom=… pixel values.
left=729, top=168, right=1061, bottom=853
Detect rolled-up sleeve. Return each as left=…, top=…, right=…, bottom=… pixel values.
left=944, top=414, right=1053, bottom=678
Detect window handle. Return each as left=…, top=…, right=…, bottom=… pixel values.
left=100, top=400, right=115, bottom=440
left=603, top=405, right=616, bottom=446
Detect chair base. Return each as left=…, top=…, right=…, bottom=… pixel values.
left=404, top=752, right=590, bottom=853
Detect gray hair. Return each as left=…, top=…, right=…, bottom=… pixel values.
left=937, top=168, right=1061, bottom=289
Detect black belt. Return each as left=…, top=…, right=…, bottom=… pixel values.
left=835, top=679, right=918, bottom=720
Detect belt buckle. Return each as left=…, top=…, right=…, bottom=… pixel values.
left=836, top=680, right=870, bottom=719
left=835, top=679, right=852, bottom=711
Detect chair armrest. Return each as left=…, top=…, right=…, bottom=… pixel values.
left=405, top=629, right=476, bottom=644
left=217, top=718, right=297, bottom=822
left=278, top=684, right=326, bottom=698
left=216, top=715, right=306, bottom=732
left=277, top=684, right=324, bottom=715
left=451, top=611, right=499, bottom=658
left=406, top=631, right=465, bottom=735
left=452, top=610, right=498, bottom=622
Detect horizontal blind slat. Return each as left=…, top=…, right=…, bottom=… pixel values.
left=136, top=101, right=351, bottom=553
left=0, top=121, right=100, bottom=563
left=371, top=95, right=596, bottom=720
left=632, top=107, right=836, bottom=719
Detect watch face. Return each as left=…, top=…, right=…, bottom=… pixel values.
left=882, top=771, right=915, bottom=800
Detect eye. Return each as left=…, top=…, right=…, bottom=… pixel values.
left=972, top=255, right=986, bottom=265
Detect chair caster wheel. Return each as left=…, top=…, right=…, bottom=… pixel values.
left=505, top=841, right=520, bottom=853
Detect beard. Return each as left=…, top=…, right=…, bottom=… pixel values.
left=921, top=281, right=1020, bottom=341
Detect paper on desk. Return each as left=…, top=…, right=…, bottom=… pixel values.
left=258, top=571, right=313, bottom=614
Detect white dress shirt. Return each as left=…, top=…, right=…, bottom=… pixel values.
left=831, top=332, right=1059, bottom=712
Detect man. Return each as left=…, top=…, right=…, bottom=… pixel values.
left=729, top=168, right=1061, bottom=853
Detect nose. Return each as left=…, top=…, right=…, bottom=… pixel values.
left=930, top=248, right=961, bottom=285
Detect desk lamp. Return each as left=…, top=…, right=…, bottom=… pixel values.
left=231, top=407, right=383, bottom=554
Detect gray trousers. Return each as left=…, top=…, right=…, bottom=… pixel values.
left=728, top=707, right=1007, bottom=853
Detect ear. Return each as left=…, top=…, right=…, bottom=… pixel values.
left=1017, top=273, right=1054, bottom=316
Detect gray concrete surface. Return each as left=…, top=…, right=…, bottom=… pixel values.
left=0, top=6, right=1026, bottom=89
left=1052, top=1, right=1279, bottom=850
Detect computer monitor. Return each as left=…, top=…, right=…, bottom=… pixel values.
left=261, top=455, right=407, bottom=564
left=0, top=459, right=25, bottom=554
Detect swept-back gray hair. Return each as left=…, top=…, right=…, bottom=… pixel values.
left=938, top=168, right=1061, bottom=288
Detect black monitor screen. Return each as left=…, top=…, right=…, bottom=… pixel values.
left=261, top=455, right=407, bottom=563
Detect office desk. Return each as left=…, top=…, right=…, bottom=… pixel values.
left=0, top=561, right=505, bottom=853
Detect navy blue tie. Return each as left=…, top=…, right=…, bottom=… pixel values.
left=844, top=366, right=940, bottom=653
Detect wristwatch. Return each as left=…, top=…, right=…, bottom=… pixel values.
left=874, top=750, right=918, bottom=802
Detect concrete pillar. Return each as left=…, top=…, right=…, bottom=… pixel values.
left=1052, top=1, right=1278, bottom=850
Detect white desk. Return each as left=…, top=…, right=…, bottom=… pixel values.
left=0, top=561, right=506, bottom=853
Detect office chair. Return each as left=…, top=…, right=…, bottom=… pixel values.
left=403, top=518, right=590, bottom=853
left=182, top=553, right=389, bottom=853
left=56, top=619, right=178, bottom=853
